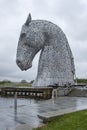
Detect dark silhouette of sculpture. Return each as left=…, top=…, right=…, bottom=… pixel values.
left=16, top=14, right=75, bottom=87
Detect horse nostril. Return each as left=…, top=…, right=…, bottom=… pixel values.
left=16, top=59, right=21, bottom=65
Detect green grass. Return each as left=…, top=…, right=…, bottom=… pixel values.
left=76, top=78, right=87, bottom=83
left=34, top=110, right=87, bottom=130
left=0, top=81, right=31, bottom=87
left=14, top=83, right=32, bottom=87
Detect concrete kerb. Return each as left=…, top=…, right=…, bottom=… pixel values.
left=38, top=108, right=87, bottom=123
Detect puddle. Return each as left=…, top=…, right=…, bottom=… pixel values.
left=0, top=97, right=87, bottom=130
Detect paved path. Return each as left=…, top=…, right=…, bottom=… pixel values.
left=0, top=97, right=87, bottom=130
left=15, top=124, right=32, bottom=130
left=15, top=97, right=87, bottom=130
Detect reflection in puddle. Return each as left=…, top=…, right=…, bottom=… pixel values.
left=76, top=98, right=87, bottom=110
left=0, top=97, right=87, bottom=130
left=0, top=98, right=42, bottom=130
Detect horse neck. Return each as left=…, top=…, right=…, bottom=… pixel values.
left=36, top=21, right=67, bottom=75
left=38, top=37, right=58, bottom=76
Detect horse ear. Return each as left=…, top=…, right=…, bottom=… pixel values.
left=25, top=13, right=32, bottom=26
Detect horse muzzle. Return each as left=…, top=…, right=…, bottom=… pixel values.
left=16, top=59, right=32, bottom=71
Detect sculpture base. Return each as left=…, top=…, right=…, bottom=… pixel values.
left=52, top=86, right=74, bottom=98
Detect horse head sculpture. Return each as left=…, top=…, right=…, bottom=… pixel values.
left=16, top=14, right=75, bottom=87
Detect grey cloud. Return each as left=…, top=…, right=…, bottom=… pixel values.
left=50, top=0, right=87, bottom=41
left=0, top=0, right=87, bottom=81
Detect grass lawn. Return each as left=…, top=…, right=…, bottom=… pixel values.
left=0, top=82, right=31, bottom=87
left=34, top=110, right=87, bottom=130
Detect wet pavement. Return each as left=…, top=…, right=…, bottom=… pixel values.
left=0, top=97, right=87, bottom=130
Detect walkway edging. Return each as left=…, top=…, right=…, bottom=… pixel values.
left=38, top=108, right=87, bottom=122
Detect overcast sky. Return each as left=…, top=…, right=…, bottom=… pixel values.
left=0, top=0, right=87, bottom=82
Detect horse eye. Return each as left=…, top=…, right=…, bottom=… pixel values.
left=20, top=33, right=26, bottom=39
